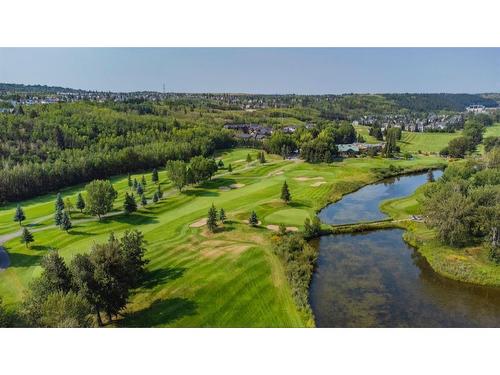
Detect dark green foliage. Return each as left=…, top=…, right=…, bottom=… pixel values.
left=141, top=175, right=147, bottom=187
left=246, top=153, right=252, bottom=163
left=127, top=174, right=133, bottom=188
left=133, top=178, right=138, bottom=190
left=427, top=169, right=435, bottom=182
left=189, top=156, right=218, bottom=183
left=20, top=227, right=34, bottom=248
left=300, top=138, right=338, bottom=163
left=136, top=183, right=144, bottom=195
left=278, top=223, right=287, bottom=236
left=248, top=211, right=258, bottom=226
left=151, top=168, right=159, bottom=184
left=228, top=164, right=233, bottom=172
left=423, top=154, right=499, bottom=249
left=60, top=211, right=72, bottom=232
left=280, top=181, right=291, bottom=203
left=141, top=194, right=147, bottom=206
left=258, top=151, right=266, bottom=163
left=217, top=159, right=224, bottom=168
left=219, top=207, right=226, bottom=223
left=382, top=128, right=399, bottom=157
left=55, top=193, right=65, bottom=212
left=166, top=160, right=188, bottom=192
left=39, top=291, right=95, bottom=328
left=369, top=126, right=384, bottom=141
left=383, top=93, right=496, bottom=112
left=207, top=204, right=218, bottom=232
left=54, top=206, right=63, bottom=226
left=484, top=137, right=500, bottom=153
left=76, top=192, right=85, bottom=212
left=156, top=184, right=163, bottom=199
left=123, top=192, right=137, bottom=214
left=264, top=131, right=296, bottom=156
left=303, top=217, right=322, bottom=239
left=463, top=120, right=485, bottom=146
left=0, top=298, right=17, bottom=327
left=273, top=233, right=318, bottom=312
left=152, top=192, right=159, bottom=203
left=84, top=179, right=118, bottom=219
left=119, top=230, right=149, bottom=288
left=13, top=204, right=25, bottom=225
left=440, top=136, right=472, bottom=158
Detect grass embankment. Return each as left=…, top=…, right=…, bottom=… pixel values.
left=0, top=148, right=444, bottom=327
left=380, top=186, right=500, bottom=287
left=398, top=131, right=461, bottom=153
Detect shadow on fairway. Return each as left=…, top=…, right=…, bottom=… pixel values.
left=108, top=213, right=159, bottom=226
left=141, top=266, right=186, bottom=289
left=183, top=189, right=219, bottom=197
left=123, top=297, right=198, bottom=327
left=8, top=251, right=44, bottom=267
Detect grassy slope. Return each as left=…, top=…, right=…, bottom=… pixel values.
left=353, top=125, right=379, bottom=144
left=380, top=186, right=500, bottom=287
left=398, top=131, right=461, bottom=153
left=0, top=148, right=444, bottom=327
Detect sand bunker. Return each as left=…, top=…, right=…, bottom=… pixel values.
left=311, top=181, right=327, bottom=187
left=243, top=220, right=262, bottom=225
left=266, top=225, right=299, bottom=232
left=189, top=218, right=207, bottom=228
left=294, top=176, right=324, bottom=182
left=229, top=183, right=245, bottom=189
left=219, top=186, right=231, bottom=191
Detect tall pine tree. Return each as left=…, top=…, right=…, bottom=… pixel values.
left=76, top=193, right=86, bottom=213
left=280, top=181, right=291, bottom=203
left=152, top=168, right=159, bottom=184
left=61, top=211, right=72, bottom=232
left=123, top=192, right=137, bottom=214
left=20, top=227, right=34, bottom=248
left=207, top=204, right=218, bottom=232
left=248, top=211, right=258, bottom=226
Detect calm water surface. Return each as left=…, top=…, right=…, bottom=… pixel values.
left=311, top=170, right=500, bottom=327
left=317, top=170, right=443, bottom=225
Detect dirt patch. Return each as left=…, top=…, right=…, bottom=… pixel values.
left=266, top=225, right=299, bottom=232
left=268, top=170, right=284, bottom=177
left=229, top=183, right=245, bottom=189
left=219, top=186, right=231, bottom=191
left=311, top=181, right=327, bottom=187
left=294, top=176, right=324, bottom=182
left=189, top=218, right=207, bottom=228
left=235, top=159, right=245, bottom=163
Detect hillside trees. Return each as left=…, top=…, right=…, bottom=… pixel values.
left=13, top=204, right=25, bottom=226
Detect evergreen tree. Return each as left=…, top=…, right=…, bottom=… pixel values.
left=278, top=223, right=287, bottom=236
left=14, top=204, right=26, bottom=226
left=55, top=193, right=65, bottom=212
left=280, top=181, right=291, bottom=203
left=207, top=204, right=218, bottom=232
left=141, top=194, right=148, bottom=206
left=427, top=169, right=435, bottom=183
left=219, top=208, right=226, bottom=223
left=133, top=178, right=138, bottom=190
left=141, top=175, right=147, bottom=187
left=20, top=227, right=34, bottom=248
left=136, top=183, right=144, bottom=195
left=228, top=164, right=233, bottom=173
left=152, top=192, right=159, bottom=203
left=246, top=153, right=252, bottom=163
left=76, top=193, right=85, bottom=213
left=54, top=206, right=64, bottom=226
left=218, top=159, right=224, bottom=168
left=123, top=192, right=137, bottom=214
left=60, top=211, right=72, bottom=232
left=259, top=151, right=266, bottom=163
left=127, top=174, right=133, bottom=189
left=157, top=184, right=163, bottom=199
left=152, top=168, right=159, bottom=184
left=65, top=198, right=74, bottom=217
left=248, top=211, right=258, bottom=226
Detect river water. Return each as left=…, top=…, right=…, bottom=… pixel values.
left=310, top=171, right=500, bottom=327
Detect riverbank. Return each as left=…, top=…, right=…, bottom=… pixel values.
left=380, top=186, right=500, bottom=287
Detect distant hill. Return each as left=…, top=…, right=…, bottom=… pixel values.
left=0, top=83, right=88, bottom=94
left=382, top=93, right=498, bottom=112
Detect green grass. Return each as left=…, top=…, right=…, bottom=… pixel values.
left=380, top=186, right=500, bottom=287
left=354, top=125, right=380, bottom=144
left=398, top=131, right=461, bottom=153
left=484, top=122, right=500, bottom=138
left=0, top=148, right=445, bottom=327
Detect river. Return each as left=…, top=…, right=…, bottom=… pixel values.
left=310, top=170, right=500, bottom=327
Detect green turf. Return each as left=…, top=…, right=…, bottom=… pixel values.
left=0, top=148, right=445, bottom=327
left=398, top=130, right=461, bottom=153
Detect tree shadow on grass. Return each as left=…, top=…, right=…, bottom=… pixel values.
left=141, top=267, right=186, bottom=289
left=107, top=213, right=159, bottom=226
left=288, top=201, right=309, bottom=209
left=69, top=229, right=97, bottom=236
left=200, top=178, right=237, bottom=189
left=121, top=297, right=198, bottom=327
left=8, top=251, right=44, bottom=267
left=183, top=189, right=219, bottom=197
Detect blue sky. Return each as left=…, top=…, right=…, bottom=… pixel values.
left=0, top=48, right=498, bottom=94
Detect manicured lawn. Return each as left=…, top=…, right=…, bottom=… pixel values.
left=354, top=125, right=380, bottom=144
left=0, top=148, right=445, bottom=327
left=398, top=131, right=461, bottom=153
